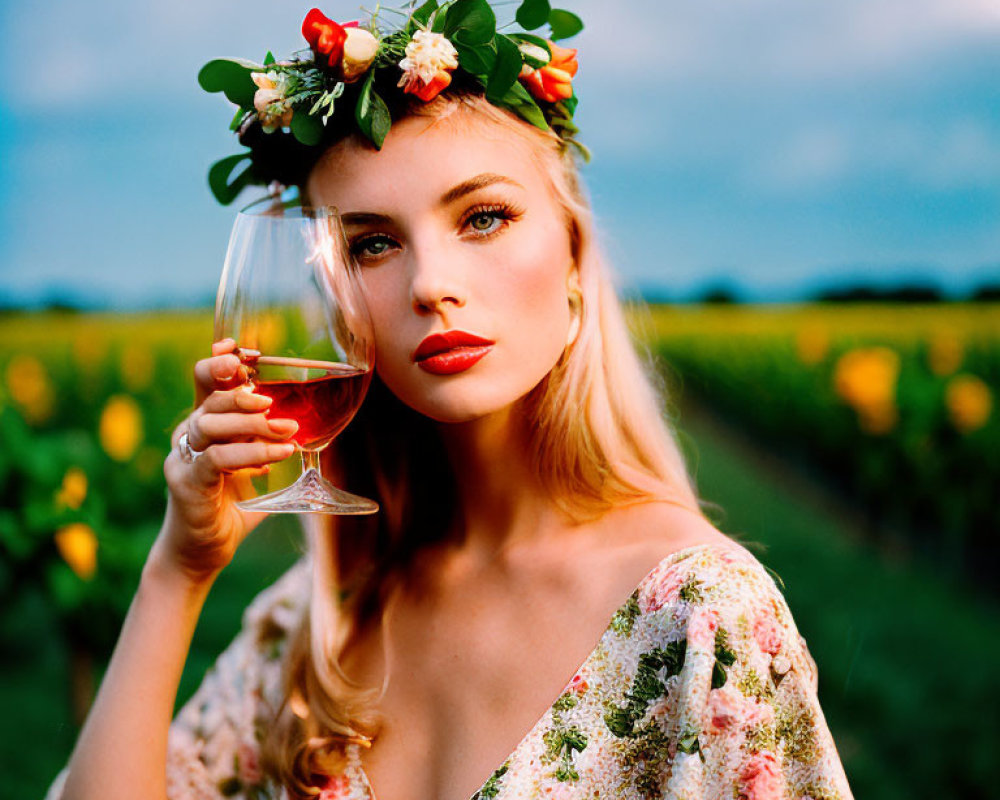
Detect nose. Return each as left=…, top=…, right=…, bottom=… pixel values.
left=408, top=238, right=466, bottom=315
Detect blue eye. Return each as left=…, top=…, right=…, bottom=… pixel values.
left=351, top=235, right=396, bottom=261
left=463, top=203, right=521, bottom=238
left=468, top=211, right=504, bottom=234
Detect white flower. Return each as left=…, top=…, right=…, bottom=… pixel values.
left=250, top=70, right=294, bottom=131
left=397, top=30, right=458, bottom=86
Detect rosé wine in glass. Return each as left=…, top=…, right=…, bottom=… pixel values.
left=214, top=200, right=377, bottom=515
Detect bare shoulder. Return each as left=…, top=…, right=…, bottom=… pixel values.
left=593, top=500, right=738, bottom=568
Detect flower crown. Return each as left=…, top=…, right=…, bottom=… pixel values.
left=199, top=0, right=586, bottom=205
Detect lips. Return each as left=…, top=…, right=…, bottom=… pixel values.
left=413, top=330, right=495, bottom=375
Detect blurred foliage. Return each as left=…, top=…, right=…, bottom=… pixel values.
left=642, top=302, right=1000, bottom=586
left=0, top=311, right=211, bottom=711
left=3, top=305, right=999, bottom=800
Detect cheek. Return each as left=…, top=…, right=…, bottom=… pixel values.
left=359, top=270, right=408, bottom=362
left=490, top=221, right=573, bottom=340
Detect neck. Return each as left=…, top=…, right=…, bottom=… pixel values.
left=436, top=403, right=561, bottom=565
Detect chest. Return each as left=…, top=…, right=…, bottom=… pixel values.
left=340, top=568, right=621, bottom=800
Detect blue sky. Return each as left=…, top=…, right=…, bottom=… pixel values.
left=1, top=0, right=998, bottom=307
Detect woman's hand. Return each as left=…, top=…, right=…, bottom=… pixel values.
left=155, top=338, right=298, bottom=585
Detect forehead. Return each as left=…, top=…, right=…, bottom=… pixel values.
left=307, top=112, right=552, bottom=210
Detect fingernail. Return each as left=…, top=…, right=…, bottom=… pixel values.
left=269, top=418, right=298, bottom=435
left=218, top=356, right=239, bottom=379
left=273, top=443, right=296, bottom=457
left=235, top=391, right=270, bottom=410
left=212, top=338, right=235, bottom=356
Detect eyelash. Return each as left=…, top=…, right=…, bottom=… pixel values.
left=348, top=202, right=523, bottom=262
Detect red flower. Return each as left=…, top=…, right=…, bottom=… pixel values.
left=519, top=41, right=578, bottom=104
left=302, top=8, right=347, bottom=69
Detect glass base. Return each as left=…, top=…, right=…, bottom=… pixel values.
left=237, top=467, right=379, bottom=515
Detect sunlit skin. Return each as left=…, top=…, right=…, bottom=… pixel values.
left=304, top=116, right=728, bottom=800
left=308, top=116, right=575, bottom=425
left=59, top=108, right=729, bottom=800
left=307, top=112, right=578, bottom=554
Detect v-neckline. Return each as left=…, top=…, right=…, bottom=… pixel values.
left=349, top=541, right=736, bottom=800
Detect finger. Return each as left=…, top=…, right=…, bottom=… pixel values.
left=193, top=442, right=297, bottom=479
left=171, top=388, right=274, bottom=450
left=212, top=338, right=238, bottom=357
left=200, top=386, right=273, bottom=415
left=190, top=411, right=298, bottom=451
left=193, top=353, right=249, bottom=405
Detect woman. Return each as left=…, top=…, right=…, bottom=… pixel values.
left=47, top=5, right=854, bottom=800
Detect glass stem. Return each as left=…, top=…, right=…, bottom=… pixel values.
left=301, top=449, right=321, bottom=475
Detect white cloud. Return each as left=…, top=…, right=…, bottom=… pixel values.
left=745, top=127, right=853, bottom=192
left=571, top=0, right=1000, bottom=84
left=740, top=117, right=1000, bottom=195
left=915, top=119, right=1000, bottom=188
left=6, top=0, right=999, bottom=111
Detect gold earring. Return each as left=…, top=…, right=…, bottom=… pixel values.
left=566, top=272, right=583, bottom=348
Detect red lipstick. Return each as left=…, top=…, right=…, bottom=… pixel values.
left=413, top=330, right=495, bottom=375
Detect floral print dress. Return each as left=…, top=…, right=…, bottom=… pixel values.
left=44, top=542, right=854, bottom=800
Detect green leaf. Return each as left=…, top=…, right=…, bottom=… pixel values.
left=604, top=706, right=634, bottom=738
left=516, top=0, right=551, bottom=30
left=370, top=92, right=391, bottom=149
left=487, top=34, right=523, bottom=102
left=563, top=727, right=588, bottom=752
left=677, top=730, right=701, bottom=755
left=497, top=81, right=549, bottom=130
left=631, top=664, right=666, bottom=701
left=456, top=40, right=496, bottom=80
left=508, top=33, right=551, bottom=68
left=228, top=106, right=248, bottom=132
left=432, top=7, right=449, bottom=32
left=444, top=0, right=496, bottom=46
left=548, top=8, right=583, bottom=40
left=355, top=71, right=392, bottom=149
left=197, top=59, right=261, bottom=107
left=264, top=50, right=275, bottom=66
left=711, top=659, right=728, bottom=689
left=207, top=152, right=254, bottom=205
left=410, top=0, right=438, bottom=30
left=560, top=91, right=578, bottom=117
left=290, top=111, right=323, bottom=146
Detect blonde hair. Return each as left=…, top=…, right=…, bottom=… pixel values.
left=261, top=92, right=706, bottom=796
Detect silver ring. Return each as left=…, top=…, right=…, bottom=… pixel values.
left=177, top=432, right=205, bottom=464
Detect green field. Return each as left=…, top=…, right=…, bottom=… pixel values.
left=2, top=306, right=998, bottom=800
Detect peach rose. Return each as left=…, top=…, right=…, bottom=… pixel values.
left=319, top=774, right=351, bottom=799
left=742, top=697, right=776, bottom=730
left=519, top=41, right=578, bottom=103
left=638, top=565, right=686, bottom=613
left=740, top=752, right=786, bottom=800
left=687, top=607, right=720, bottom=650
left=237, top=741, right=262, bottom=785
left=753, top=613, right=783, bottom=655
left=341, top=27, right=378, bottom=82
left=566, top=671, right=589, bottom=694
left=705, top=687, right=743, bottom=733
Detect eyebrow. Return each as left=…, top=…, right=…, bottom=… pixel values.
left=438, top=173, right=524, bottom=206
left=341, top=212, right=393, bottom=227
left=340, top=174, right=524, bottom=227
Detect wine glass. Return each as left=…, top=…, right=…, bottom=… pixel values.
left=214, top=197, right=378, bottom=514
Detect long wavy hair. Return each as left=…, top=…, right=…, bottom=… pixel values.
left=260, top=91, right=707, bottom=797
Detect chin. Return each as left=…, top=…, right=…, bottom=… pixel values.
left=400, top=385, right=520, bottom=424
left=380, top=368, right=543, bottom=424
